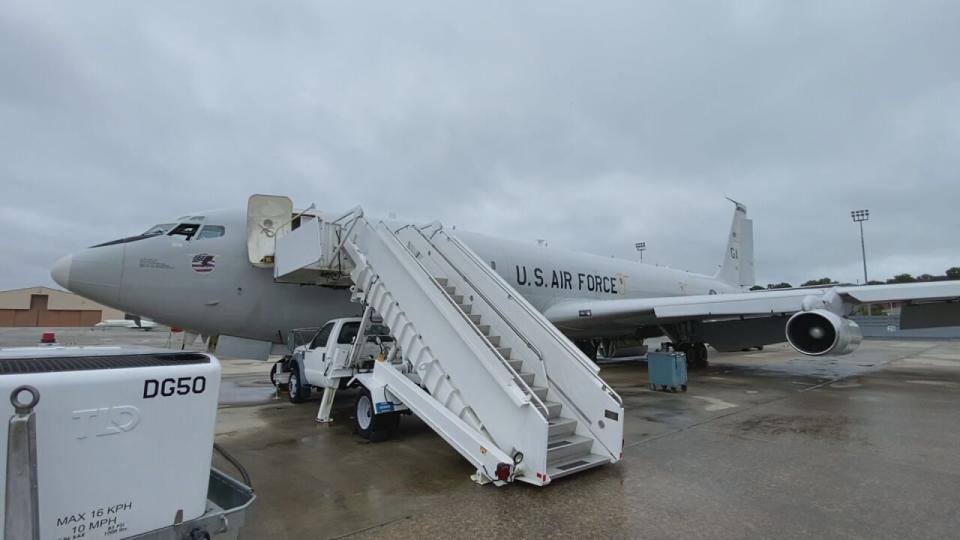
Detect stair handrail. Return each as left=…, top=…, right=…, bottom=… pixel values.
left=434, top=229, right=624, bottom=459
left=360, top=221, right=548, bottom=416
left=322, top=206, right=365, bottom=279
left=424, top=226, right=623, bottom=460
left=412, top=225, right=546, bottom=364
left=387, top=224, right=548, bottom=418
left=438, top=230, right=623, bottom=407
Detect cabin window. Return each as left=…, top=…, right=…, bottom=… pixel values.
left=338, top=322, right=361, bottom=344
left=168, top=223, right=200, bottom=241
left=197, top=225, right=225, bottom=240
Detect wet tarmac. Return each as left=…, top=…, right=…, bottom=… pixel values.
left=212, top=339, right=960, bottom=539
left=3, top=328, right=958, bottom=538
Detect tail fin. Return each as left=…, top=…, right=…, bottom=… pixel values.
left=715, top=198, right=755, bottom=288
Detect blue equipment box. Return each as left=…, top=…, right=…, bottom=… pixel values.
left=648, top=351, right=688, bottom=392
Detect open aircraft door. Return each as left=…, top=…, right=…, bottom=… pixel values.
left=247, top=194, right=293, bottom=267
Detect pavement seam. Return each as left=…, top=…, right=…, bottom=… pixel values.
left=329, top=515, right=413, bottom=539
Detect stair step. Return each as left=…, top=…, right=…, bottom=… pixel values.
left=547, top=434, right=593, bottom=464
left=548, top=417, right=577, bottom=438
left=460, top=303, right=473, bottom=314
left=443, top=285, right=456, bottom=295
left=450, top=294, right=464, bottom=304
left=518, top=371, right=535, bottom=385
left=497, top=347, right=512, bottom=359
left=476, top=324, right=490, bottom=335
left=507, top=359, right=523, bottom=371
left=487, top=335, right=501, bottom=347
left=546, top=453, right=610, bottom=481
left=543, top=400, right=562, bottom=418
left=468, top=314, right=481, bottom=324
left=530, top=386, right=548, bottom=400
left=435, top=277, right=448, bottom=286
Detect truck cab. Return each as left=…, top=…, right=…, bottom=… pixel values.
left=282, top=317, right=393, bottom=403
left=302, top=318, right=361, bottom=387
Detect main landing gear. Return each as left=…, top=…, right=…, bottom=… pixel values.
left=673, top=342, right=709, bottom=369
left=574, top=339, right=599, bottom=361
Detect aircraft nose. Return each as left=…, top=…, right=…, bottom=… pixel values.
left=51, top=245, right=125, bottom=306
left=51, top=254, right=72, bottom=289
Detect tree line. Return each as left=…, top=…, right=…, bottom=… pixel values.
left=750, top=267, right=960, bottom=291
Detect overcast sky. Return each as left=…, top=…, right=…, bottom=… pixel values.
left=2, top=1, right=958, bottom=291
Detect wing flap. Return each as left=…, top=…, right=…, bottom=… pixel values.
left=837, top=281, right=960, bottom=304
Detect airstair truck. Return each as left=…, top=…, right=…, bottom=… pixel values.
left=251, top=195, right=624, bottom=486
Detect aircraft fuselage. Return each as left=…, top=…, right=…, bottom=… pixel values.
left=51, top=208, right=739, bottom=343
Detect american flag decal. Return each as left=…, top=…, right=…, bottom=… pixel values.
left=191, top=253, right=216, bottom=273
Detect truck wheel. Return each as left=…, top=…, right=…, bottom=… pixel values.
left=287, top=364, right=309, bottom=403
left=353, top=388, right=399, bottom=442
left=270, top=362, right=287, bottom=389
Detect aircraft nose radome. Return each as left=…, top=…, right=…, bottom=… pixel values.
left=51, top=254, right=72, bottom=289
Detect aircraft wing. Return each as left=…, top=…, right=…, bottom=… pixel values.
left=543, top=281, right=960, bottom=350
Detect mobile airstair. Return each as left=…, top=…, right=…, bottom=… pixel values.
left=249, top=196, right=623, bottom=486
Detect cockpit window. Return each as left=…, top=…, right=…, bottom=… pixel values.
left=197, top=225, right=225, bottom=240
left=90, top=222, right=178, bottom=248
left=143, top=223, right=176, bottom=236
left=167, top=223, right=200, bottom=240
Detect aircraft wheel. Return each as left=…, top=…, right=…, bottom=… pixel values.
left=353, top=388, right=400, bottom=442
left=680, top=343, right=708, bottom=369
left=692, top=343, right=709, bottom=368
left=287, top=364, right=310, bottom=404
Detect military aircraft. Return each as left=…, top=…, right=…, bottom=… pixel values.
left=50, top=198, right=960, bottom=366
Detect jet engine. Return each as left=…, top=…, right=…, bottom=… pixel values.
left=785, top=309, right=863, bottom=356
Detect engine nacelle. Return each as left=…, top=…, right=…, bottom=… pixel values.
left=785, top=309, right=863, bottom=356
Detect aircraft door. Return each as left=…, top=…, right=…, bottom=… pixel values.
left=247, top=194, right=293, bottom=267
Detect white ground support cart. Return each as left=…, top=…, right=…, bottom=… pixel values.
left=1, top=346, right=255, bottom=539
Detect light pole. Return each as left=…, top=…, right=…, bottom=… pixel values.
left=635, top=242, right=646, bottom=261
left=851, top=209, right=869, bottom=285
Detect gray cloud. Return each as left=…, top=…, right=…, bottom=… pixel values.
left=2, top=1, right=958, bottom=290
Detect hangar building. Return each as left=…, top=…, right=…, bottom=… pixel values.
left=0, top=286, right=124, bottom=327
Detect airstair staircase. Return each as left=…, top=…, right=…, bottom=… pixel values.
left=259, top=200, right=623, bottom=486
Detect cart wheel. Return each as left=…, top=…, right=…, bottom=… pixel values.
left=681, top=384, right=688, bottom=392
